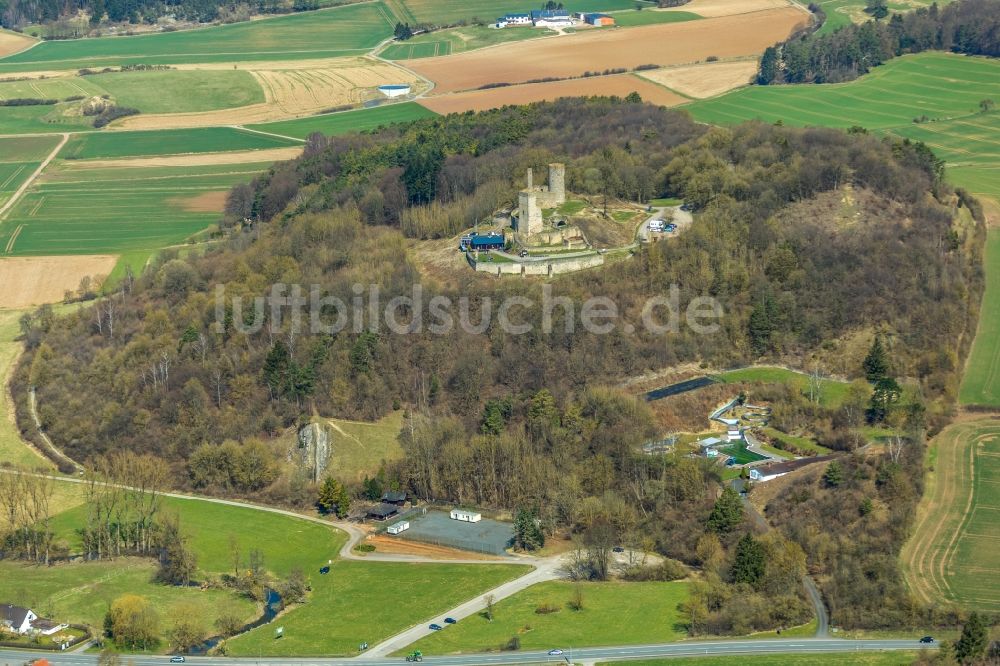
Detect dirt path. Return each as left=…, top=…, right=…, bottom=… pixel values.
left=0, top=132, right=67, bottom=222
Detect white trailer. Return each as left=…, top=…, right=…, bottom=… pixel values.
left=387, top=520, right=410, bottom=535
left=450, top=509, right=482, bottom=523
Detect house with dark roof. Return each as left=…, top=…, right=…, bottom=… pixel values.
left=1, top=604, right=36, bottom=635
left=381, top=490, right=407, bottom=506
left=367, top=503, right=400, bottom=521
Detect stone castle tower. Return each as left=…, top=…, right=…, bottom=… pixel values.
left=516, top=163, right=565, bottom=237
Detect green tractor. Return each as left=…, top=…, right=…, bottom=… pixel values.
left=405, top=650, right=423, bottom=662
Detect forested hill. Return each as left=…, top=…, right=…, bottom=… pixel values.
left=12, top=98, right=985, bottom=631
left=15, top=98, right=982, bottom=471
left=757, top=0, right=1000, bottom=84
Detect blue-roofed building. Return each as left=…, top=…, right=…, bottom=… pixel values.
left=460, top=232, right=505, bottom=251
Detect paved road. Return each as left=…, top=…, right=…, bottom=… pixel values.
left=361, top=557, right=567, bottom=658
left=0, top=639, right=935, bottom=666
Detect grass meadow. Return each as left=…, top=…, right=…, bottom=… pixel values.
left=49, top=494, right=347, bottom=574
left=813, top=0, right=949, bottom=36
left=0, top=161, right=271, bottom=255
left=0, top=559, right=258, bottom=631
left=0, top=102, right=93, bottom=134
left=0, top=70, right=263, bottom=113
left=225, top=561, right=531, bottom=656
left=0, top=310, right=54, bottom=469
left=62, top=126, right=300, bottom=158
left=322, top=411, right=405, bottom=482
left=715, top=366, right=853, bottom=409
left=409, top=580, right=690, bottom=654
left=0, top=2, right=394, bottom=72
left=248, top=102, right=436, bottom=139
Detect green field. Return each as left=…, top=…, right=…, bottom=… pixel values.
left=902, top=419, right=1000, bottom=612
left=0, top=101, right=94, bottom=134
left=408, top=580, right=690, bottom=654
left=49, top=494, right=346, bottom=574
left=0, top=135, right=60, bottom=208
left=0, top=559, right=258, bottom=632
left=685, top=52, right=1000, bottom=201
left=380, top=25, right=555, bottom=60
left=225, top=561, right=531, bottom=656
left=90, top=70, right=263, bottom=112
left=62, top=126, right=300, bottom=159
left=601, top=654, right=922, bottom=666
left=0, top=70, right=262, bottom=113
left=0, top=161, right=271, bottom=255
left=605, top=9, right=702, bottom=26
left=715, top=366, right=853, bottom=409
left=248, top=102, right=436, bottom=140
left=393, top=0, right=642, bottom=24
left=0, top=3, right=394, bottom=72
left=960, top=229, right=1000, bottom=405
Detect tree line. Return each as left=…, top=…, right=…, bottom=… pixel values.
left=757, top=0, right=1000, bottom=84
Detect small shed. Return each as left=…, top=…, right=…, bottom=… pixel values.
left=387, top=520, right=410, bottom=535
left=367, top=503, right=399, bottom=521
left=450, top=508, right=482, bottom=523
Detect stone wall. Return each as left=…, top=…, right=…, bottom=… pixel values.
left=468, top=252, right=605, bottom=277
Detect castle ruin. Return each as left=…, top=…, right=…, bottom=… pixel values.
left=515, top=163, right=565, bottom=238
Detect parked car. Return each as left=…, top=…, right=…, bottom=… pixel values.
left=319, top=566, right=330, bottom=574
left=519, top=250, right=529, bottom=257
left=665, top=223, right=677, bottom=231
left=429, top=624, right=443, bottom=631
left=680, top=203, right=693, bottom=211
left=548, top=649, right=564, bottom=656
left=444, top=617, right=457, bottom=624
left=919, top=636, right=935, bottom=643
left=169, top=657, right=185, bottom=663
left=612, top=546, right=624, bottom=553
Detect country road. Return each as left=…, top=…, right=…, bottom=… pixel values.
left=0, top=638, right=935, bottom=666
left=0, top=132, right=67, bottom=222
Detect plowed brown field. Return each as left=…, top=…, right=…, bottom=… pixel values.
left=418, top=73, right=686, bottom=113
left=408, top=8, right=806, bottom=94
